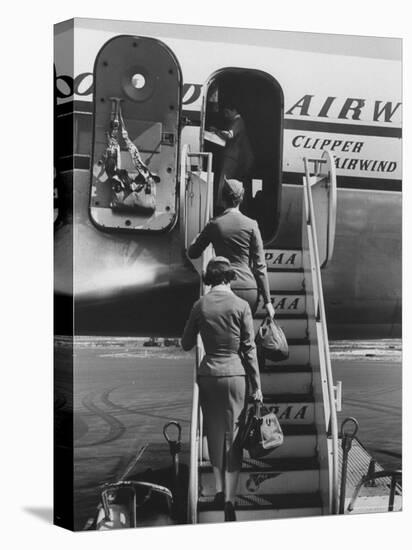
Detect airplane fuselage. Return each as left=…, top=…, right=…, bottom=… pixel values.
left=54, top=20, right=402, bottom=338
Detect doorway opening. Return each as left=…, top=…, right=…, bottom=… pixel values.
left=202, top=68, right=283, bottom=242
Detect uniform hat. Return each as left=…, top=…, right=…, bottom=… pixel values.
left=223, top=177, right=244, bottom=199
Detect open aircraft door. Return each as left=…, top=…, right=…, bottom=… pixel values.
left=201, top=68, right=284, bottom=242
left=90, top=36, right=183, bottom=232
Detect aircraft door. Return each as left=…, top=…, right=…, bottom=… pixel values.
left=90, top=36, right=182, bottom=232
left=202, top=69, right=284, bottom=242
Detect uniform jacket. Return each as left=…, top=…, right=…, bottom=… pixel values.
left=181, top=287, right=261, bottom=392
left=188, top=210, right=271, bottom=304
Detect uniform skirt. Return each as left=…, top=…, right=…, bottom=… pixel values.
left=198, top=375, right=247, bottom=472
left=232, top=287, right=259, bottom=316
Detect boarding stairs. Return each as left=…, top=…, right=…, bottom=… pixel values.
left=183, top=149, right=340, bottom=523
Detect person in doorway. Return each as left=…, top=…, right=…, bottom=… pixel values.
left=181, top=257, right=263, bottom=521
left=188, top=178, right=275, bottom=319
left=210, top=103, right=254, bottom=212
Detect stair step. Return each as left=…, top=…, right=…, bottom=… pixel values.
left=253, top=317, right=308, bottom=339
left=267, top=270, right=305, bottom=292
left=201, top=456, right=319, bottom=471
left=200, top=426, right=317, bottom=462
left=252, top=424, right=318, bottom=458
left=198, top=506, right=322, bottom=523
left=262, top=394, right=315, bottom=424
left=199, top=421, right=317, bottom=462
left=199, top=457, right=320, bottom=496
left=260, top=343, right=310, bottom=366
left=260, top=366, right=313, bottom=394
left=256, top=293, right=306, bottom=317
left=265, top=249, right=302, bottom=270
left=200, top=469, right=319, bottom=497
left=201, top=425, right=318, bottom=461
left=198, top=492, right=322, bottom=523
left=263, top=392, right=314, bottom=402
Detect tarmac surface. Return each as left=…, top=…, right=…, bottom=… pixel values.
left=54, top=337, right=401, bottom=530
left=331, top=346, right=401, bottom=472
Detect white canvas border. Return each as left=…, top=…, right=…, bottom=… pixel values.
left=1, top=1, right=409, bottom=548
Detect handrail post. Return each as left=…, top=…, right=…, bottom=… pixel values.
left=339, top=418, right=359, bottom=514
left=388, top=475, right=397, bottom=512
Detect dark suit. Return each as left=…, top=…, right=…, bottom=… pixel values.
left=217, top=115, right=254, bottom=206
left=188, top=210, right=271, bottom=312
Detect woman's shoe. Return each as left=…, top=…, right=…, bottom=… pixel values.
left=224, top=501, right=236, bottom=522
left=213, top=491, right=225, bottom=509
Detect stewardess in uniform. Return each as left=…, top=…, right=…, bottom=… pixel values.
left=181, top=257, right=262, bottom=522
left=188, top=178, right=275, bottom=319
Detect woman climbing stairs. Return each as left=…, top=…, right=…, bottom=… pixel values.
left=196, top=248, right=325, bottom=522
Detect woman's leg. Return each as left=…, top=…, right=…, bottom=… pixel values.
left=199, top=375, right=246, bottom=509
left=213, top=467, right=224, bottom=493
left=225, top=376, right=247, bottom=507
left=198, top=377, right=226, bottom=496
left=225, top=470, right=240, bottom=504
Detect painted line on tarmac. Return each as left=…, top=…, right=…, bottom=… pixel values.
left=101, top=386, right=190, bottom=424
left=78, top=392, right=126, bottom=447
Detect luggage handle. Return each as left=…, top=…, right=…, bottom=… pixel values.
left=253, top=401, right=263, bottom=418
left=257, top=316, right=275, bottom=338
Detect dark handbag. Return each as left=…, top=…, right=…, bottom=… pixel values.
left=238, top=402, right=284, bottom=458
left=255, top=317, right=289, bottom=362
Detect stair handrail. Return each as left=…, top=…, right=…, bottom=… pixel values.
left=306, top=151, right=337, bottom=267
left=187, top=343, right=200, bottom=524
left=181, top=147, right=213, bottom=252
left=186, top=152, right=214, bottom=523
left=179, top=143, right=190, bottom=249
left=303, top=156, right=339, bottom=514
